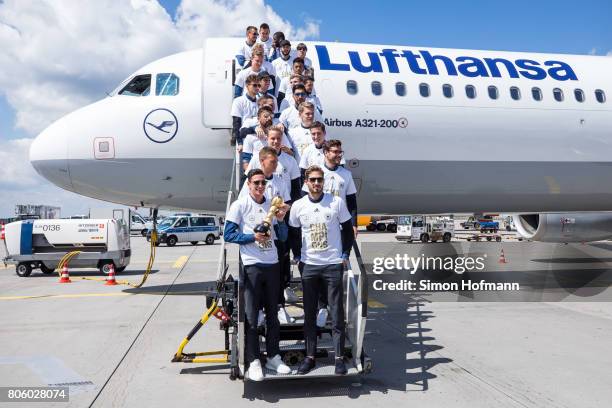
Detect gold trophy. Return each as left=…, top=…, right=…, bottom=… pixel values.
left=254, top=195, right=284, bottom=236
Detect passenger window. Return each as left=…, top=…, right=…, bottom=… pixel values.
left=156, top=73, right=180, bottom=96
left=532, top=87, right=542, bottom=101
left=574, top=89, right=585, bottom=103
left=395, top=82, right=406, bottom=96
left=465, top=85, right=476, bottom=99
left=419, top=83, right=430, bottom=97
left=553, top=88, right=564, bottom=102
left=346, top=80, right=358, bottom=95
left=510, top=86, right=521, bottom=100
left=175, top=218, right=188, bottom=228
left=204, top=217, right=215, bottom=226
left=595, top=89, right=606, bottom=103
left=119, top=74, right=151, bottom=96
left=371, top=81, right=382, bottom=96
left=488, top=85, right=498, bottom=100
left=190, top=217, right=205, bottom=227
left=442, top=84, right=453, bottom=98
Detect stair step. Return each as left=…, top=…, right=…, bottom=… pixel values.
left=246, top=359, right=359, bottom=381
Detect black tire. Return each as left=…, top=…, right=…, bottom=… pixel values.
left=387, top=224, right=397, bottom=233
left=474, top=222, right=480, bottom=229
left=205, top=235, right=215, bottom=245
left=506, top=225, right=511, bottom=232
left=190, top=241, right=199, bottom=246
left=166, top=235, right=177, bottom=247
left=116, top=266, right=127, bottom=273
left=486, top=236, right=493, bottom=241
left=495, top=236, right=502, bottom=242
left=99, top=261, right=115, bottom=274
left=376, top=223, right=386, bottom=232
left=366, top=223, right=376, bottom=232
left=40, top=264, right=55, bottom=274
left=16, top=263, right=32, bottom=277
left=421, top=234, right=429, bottom=243
left=141, top=229, right=148, bottom=237
left=443, top=233, right=451, bottom=243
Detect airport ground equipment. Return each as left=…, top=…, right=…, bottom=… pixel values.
left=464, top=232, right=503, bottom=242
left=2, top=218, right=131, bottom=277
left=171, top=151, right=372, bottom=381
left=396, top=215, right=452, bottom=243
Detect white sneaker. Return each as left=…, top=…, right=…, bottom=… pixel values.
left=247, top=359, right=264, bottom=381
left=257, top=310, right=265, bottom=327
left=284, top=287, right=299, bottom=303
left=266, top=354, right=291, bottom=374
left=316, top=308, right=328, bottom=327
left=278, top=306, right=294, bottom=324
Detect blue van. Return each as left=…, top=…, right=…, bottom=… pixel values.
left=149, top=215, right=220, bottom=246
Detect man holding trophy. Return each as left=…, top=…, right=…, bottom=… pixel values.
left=224, top=168, right=292, bottom=381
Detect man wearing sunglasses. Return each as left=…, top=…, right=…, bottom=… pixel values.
left=231, top=74, right=260, bottom=146
left=224, top=168, right=292, bottom=381
left=280, top=86, right=324, bottom=133
left=288, top=165, right=355, bottom=375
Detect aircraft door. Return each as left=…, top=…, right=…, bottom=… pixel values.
left=202, top=38, right=234, bottom=128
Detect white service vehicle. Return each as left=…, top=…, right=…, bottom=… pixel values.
left=396, top=215, right=429, bottom=242
left=147, top=214, right=220, bottom=246
left=89, top=208, right=152, bottom=236
left=2, top=218, right=131, bottom=277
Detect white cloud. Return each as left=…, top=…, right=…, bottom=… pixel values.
left=588, top=47, right=597, bottom=55
left=0, top=0, right=319, bottom=215
left=0, top=0, right=320, bottom=135
left=607, top=50, right=612, bottom=56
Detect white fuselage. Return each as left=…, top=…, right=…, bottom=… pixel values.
left=29, top=38, right=612, bottom=214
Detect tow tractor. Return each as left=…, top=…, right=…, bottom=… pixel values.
left=171, top=151, right=372, bottom=382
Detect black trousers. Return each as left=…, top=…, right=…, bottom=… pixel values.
left=301, top=263, right=345, bottom=358
left=275, top=240, right=291, bottom=305
left=243, top=263, right=281, bottom=363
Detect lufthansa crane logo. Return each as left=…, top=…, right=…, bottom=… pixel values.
left=143, top=108, right=178, bottom=143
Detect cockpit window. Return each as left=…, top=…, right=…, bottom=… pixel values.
left=156, top=73, right=180, bottom=96
left=118, top=74, right=151, bottom=96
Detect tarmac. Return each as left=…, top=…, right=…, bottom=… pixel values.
left=1, top=232, right=611, bottom=407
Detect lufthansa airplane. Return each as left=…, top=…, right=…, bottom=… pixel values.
left=29, top=38, right=612, bottom=243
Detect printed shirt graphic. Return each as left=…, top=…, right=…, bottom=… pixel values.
left=226, top=195, right=279, bottom=266
left=246, top=151, right=301, bottom=182
left=301, top=165, right=357, bottom=200
left=289, top=194, right=351, bottom=265
left=287, top=125, right=313, bottom=164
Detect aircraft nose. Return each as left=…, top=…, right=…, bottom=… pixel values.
left=29, top=118, right=73, bottom=191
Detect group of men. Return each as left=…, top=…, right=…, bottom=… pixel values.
left=224, top=23, right=358, bottom=382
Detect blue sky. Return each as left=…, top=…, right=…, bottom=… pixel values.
left=162, top=0, right=612, bottom=55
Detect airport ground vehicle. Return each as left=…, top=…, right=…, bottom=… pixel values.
left=90, top=208, right=152, bottom=236
left=147, top=214, right=220, bottom=246
left=461, top=215, right=499, bottom=232
left=396, top=215, right=429, bottom=242
left=429, top=220, right=455, bottom=242
left=2, top=218, right=131, bottom=277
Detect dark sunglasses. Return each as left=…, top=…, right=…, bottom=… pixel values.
left=252, top=180, right=267, bottom=186
left=308, top=177, right=324, bottom=183
left=294, top=92, right=307, bottom=97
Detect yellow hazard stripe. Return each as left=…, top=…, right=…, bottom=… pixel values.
left=172, top=255, right=189, bottom=269
left=367, top=299, right=386, bottom=308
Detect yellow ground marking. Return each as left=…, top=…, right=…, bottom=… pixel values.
left=172, top=256, right=189, bottom=269
left=367, top=299, right=387, bottom=308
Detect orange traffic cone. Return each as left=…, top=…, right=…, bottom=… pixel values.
left=498, top=249, right=508, bottom=264
left=105, top=264, right=118, bottom=286
left=59, top=265, right=71, bottom=283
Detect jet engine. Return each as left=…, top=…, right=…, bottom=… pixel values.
left=513, top=213, right=612, bottom=243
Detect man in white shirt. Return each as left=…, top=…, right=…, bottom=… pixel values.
left=231, top=74, right=260, bottom=146
left=281, top=86, right=323, bottom=131
left=234, top=48, right=275, bottom=97
left=295, top=43, right=313, bottom=70
left=267, top=31, right=285, bottom=61
left=286, top=101, right=319, bottom=163
left=272, top=39, right=294, bottom=93
left=277, top=58, right=306, bottom=107
left=224, top=168, right=291, bottom=381
left=288, top=165, right=355, bottom=375
left=235, top=26, right=258, bottom=69
left=304, top=76, right=322, bottom=114
left=239, top=147, right=290, bottom=203
left=242, top=113, right=291, bottom=170
left=256, top=23, right=272, bottom=58
left=299, top=121, right=345, bottom=176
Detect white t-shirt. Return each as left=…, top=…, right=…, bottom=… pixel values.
left=241, top=116, right=281, bottom=130
left=257, top=37, right=273, bottom=59
left=242, top=131, right=292, bottom=156
left=236, top=41, right=255, bottom=67
left=230, top=95, right=258, bottom=121
left=239, top=173, right=291, bottom=203
left=287, top=125, right=313, bottom=164
left=226, top=195, right=279, bottom=265
left=289, top=193, right=351, bottom=265
left=299, top=144, right=345, bottom=169
left=302, top=164, right=357, bottom=199
left=279, top=105, right=323, bottom=130
left=246, top=151, right=301, bottom=181
left=235, top=66, right=274, bottom=93
left=272, top=56, right=295, bottom=92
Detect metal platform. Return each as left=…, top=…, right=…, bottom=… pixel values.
left=245, top=359, right=360, bottom=381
